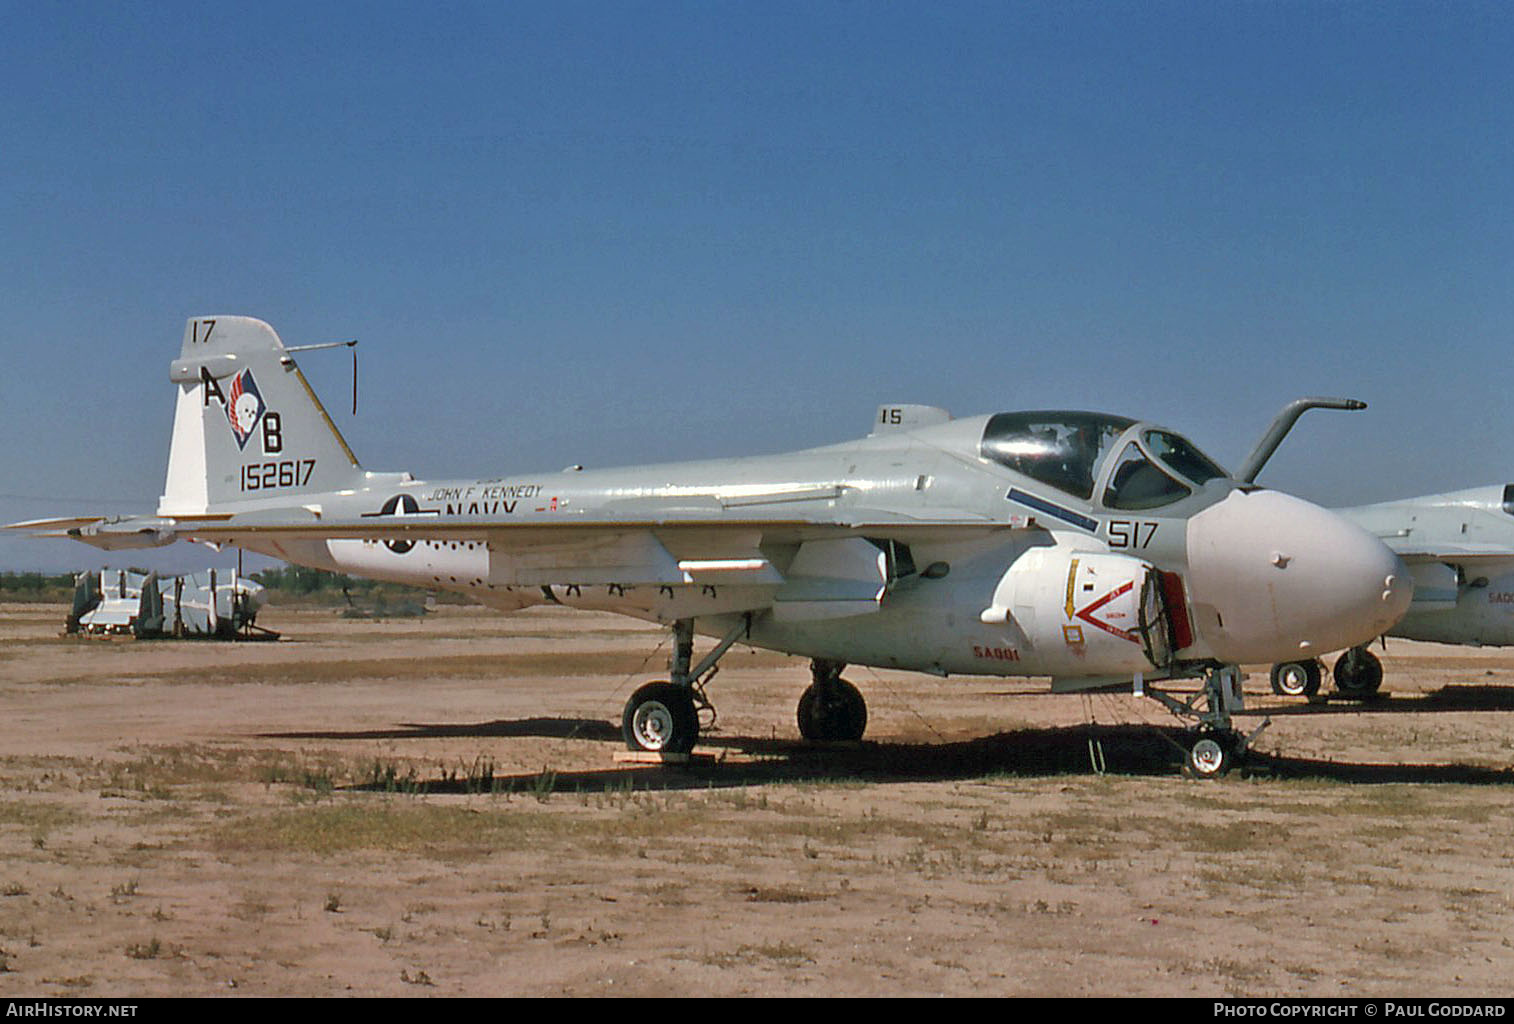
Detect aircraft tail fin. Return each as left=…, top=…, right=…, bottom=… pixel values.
left=159, top=317, right=366, bottom=516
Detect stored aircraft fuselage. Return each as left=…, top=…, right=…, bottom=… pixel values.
left=19, top=317, right=1414, bottom=767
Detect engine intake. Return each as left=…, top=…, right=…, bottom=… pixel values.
left=981, top=546, right=1173, bottom=679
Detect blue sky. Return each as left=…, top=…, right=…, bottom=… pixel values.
left=2, top=2, right=1511, bottom=572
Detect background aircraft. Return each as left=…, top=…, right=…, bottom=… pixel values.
left=1270, top=485, right=1514, bottom=698
left=11, top=317, right=1413, bottom=777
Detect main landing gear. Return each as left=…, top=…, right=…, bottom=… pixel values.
left=1269, top=658, right=1323, bottom=698
left=1143, top=666, right=1267, bottom=779
left=619, top=619, right=873, bottom=753
left=621, top=618, right=740, bottom=754
left=1269, top=645, right=1383, bottom=702
left=622, top=682, right=701, bottom=754
left=796, top=659, right=868, bottom=742
left=1332, top=646, right=1384, bottom=699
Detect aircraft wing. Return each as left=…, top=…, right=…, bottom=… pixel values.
left=1373, top=535, right=1514, bottom=562
left=8, top=503, right=1004, bottom=541
left=1391, top=545, right=1514, bottom=562
left=9, top=505, right=1017, bottom=611
left=234, top=504, right=1004, bottom=576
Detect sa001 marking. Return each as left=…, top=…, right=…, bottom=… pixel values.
left=241, top=459, right=316, bottom=492
left=1106, top=520, right=1158, bottom=549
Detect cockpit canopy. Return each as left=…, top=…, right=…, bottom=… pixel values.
left=980, top=411, right=1229, bottom=509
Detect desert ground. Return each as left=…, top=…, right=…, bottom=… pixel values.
left=0, top=600, right=1511, bottom=998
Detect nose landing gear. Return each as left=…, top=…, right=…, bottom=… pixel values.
left=1145, top=665, right=1267, bottom=779
left=1185, top=733, right=1234, bottom=779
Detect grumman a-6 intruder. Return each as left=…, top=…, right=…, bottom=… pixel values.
left=12, top=317, right=1414, bottom=777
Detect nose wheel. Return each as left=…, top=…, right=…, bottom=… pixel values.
left=1184, top=731, right=1238, bottom=779
left=1146, top=665, right=1265, bottom=778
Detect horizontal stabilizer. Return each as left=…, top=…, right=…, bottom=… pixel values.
left=6, top=515, right=180, bottom=550
left=5, top=515, right=111, bottom=534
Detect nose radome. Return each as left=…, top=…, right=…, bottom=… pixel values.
left=1185, top=490, right=1412, bottom=664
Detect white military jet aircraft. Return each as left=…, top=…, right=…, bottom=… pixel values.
left=12, top=317, right=1414, bottom=776
left=1270, top=485, right=1514, bottom=699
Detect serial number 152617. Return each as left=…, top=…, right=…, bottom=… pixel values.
left=241, top=459, right=316, bottom=491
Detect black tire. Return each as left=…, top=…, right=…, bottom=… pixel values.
left=622, top=682, right=699, bottom=753
left=1270, top=660, right=1322, bottom=698
left=796, top=678, right=868, bottom=742
left=1185, top=732, right=1235, bottom=779
left=1333, top=647, right=1384, bottom=699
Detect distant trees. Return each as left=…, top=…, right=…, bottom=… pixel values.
left=0, top=572, right=76, bottom=601
left=252, top=564, right=349, bottom=595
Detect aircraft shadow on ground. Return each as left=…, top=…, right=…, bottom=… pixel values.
left=1258, top=683, right=1514, bottom=715
left=263, top=717, right=622, bottom=743
left=282, top=718, right=1514, bottom=794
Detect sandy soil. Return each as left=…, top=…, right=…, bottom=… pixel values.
left=0, top=601, right=1510, bottom=998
